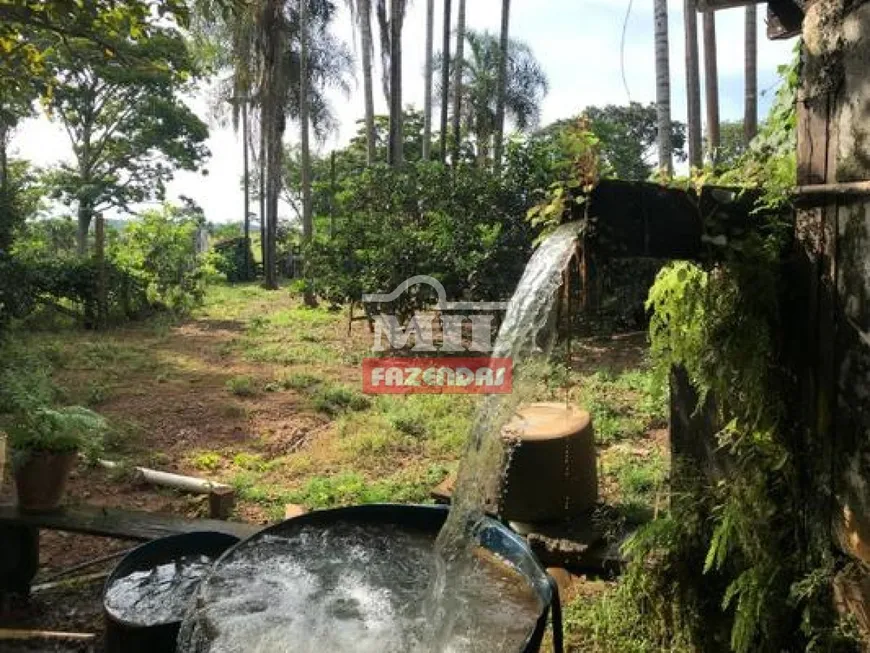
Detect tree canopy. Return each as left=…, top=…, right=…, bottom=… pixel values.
left=42, top=25, right=210, bottom=252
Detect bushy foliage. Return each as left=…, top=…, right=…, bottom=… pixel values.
left=7, top=406, right=107, bottom=459
left=110, top=205, right=209, bottom=312
left=211, top=237, right=256, bottom=282
left=0, top=256, right=148, bottom=326
left=0, top=343, right=56, bottom=414
left=307, top=159, right=537, bottom=318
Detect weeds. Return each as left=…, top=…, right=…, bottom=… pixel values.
left=313, top=385, right=370, bottom=416
left=226, top=375, right=258, bottom=397
left=190, top=451, right=222, bottom=472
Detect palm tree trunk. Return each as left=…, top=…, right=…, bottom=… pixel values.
left=259, top=115, right=266, bottom=275
left=684, top=0, right=702, bottom=170
left=451, top=0, right=466, bottom=164
left=360, top=0, right=377, bottom=165
left=493, top=0, right=510, bottom=173
left=300, top=0, right=316, bottom=306
left=242, top=100, right=252, bottom=280
left=422, top=0, right=434, bottom=161
left=654, top=0, right=672, bottom=176
left=388, top=0, right=404, bottom=166
left=703, top=10, right=720, bottom=164
left=439, top=0, right=451, bottom=163
left=744, top=4, right=758, bottom=144
left=262, top=0, right=284, bottom=290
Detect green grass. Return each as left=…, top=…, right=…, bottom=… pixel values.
left=226, top=375, right=258, bottom=397
left=228, top=464, right=449, bottom=514
left=275, top=372, right=324, bottom=392
left=286, top=465, right=449, bottom=511
left=601, top=447, right=668, bottom=522
left=313, top=385, right=371, bottom=416
left=577, top=368, right=666, bottom=444
left=190, top=450, right=223, bottom=472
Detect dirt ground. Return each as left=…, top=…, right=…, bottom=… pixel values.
left=0, top=286, right=666, bottom=650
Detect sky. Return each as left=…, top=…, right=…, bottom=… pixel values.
left=11, top=0, right=797, bottom=224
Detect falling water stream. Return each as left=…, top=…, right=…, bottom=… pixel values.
left=425, top=222, right=582, bottom=650
left=137, top=223, right=583, bottom=652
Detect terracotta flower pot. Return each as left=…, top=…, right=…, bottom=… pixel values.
left=13, top=450, right=78, bottom=513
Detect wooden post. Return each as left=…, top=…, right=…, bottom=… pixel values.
left=0, top=524, right=39, bottom=597
left=208, top=487, right=235, bottom=520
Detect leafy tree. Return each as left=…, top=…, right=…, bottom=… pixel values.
left=197, top=0, right=351, bottom=288
left=716, top=120, right=749, bottom=170
left=43, top=26, right=209, bottom=255
left=0, top=159, right=44, bottom=253
left=110, top=204, right=208, bottom=312
left=307, top=160, right=536, bottom=316
left=437, top=30, right=548, bottom=166
left=541, top=103, right=686, bottom=181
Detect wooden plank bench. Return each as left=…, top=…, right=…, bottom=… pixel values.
left=0, top=503, right=261, bottom=596
left=0, top=504, right=259, bottom=541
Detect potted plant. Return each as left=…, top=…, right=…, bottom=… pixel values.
left=7, top=406, right=107, bottom=512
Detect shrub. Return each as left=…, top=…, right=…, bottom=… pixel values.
left=211, top=237, right=256, bottom=282
left=307, top=161, right=536, bottom=318
left=110, top=205, right=209, bottom=313
left=226, top=375, right=257, bottom=397
left=6, top=406, right=108, bottom=461
left=313, top=385, right=371, bottom=416
left=0, top=256, right=149, bottom=326
left=0, top=344, right=56, bottom=414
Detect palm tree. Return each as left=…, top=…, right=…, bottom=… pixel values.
left=654, top=0, right=672, bottom=175
left=196, top=0, right=351, bottom=286
left=492, top=0, right=510, bottom=172
left=439, top=0, right=451, bottom=162
left=347, top=0, right=377, bottom=164
left=193, top=0, right=259, bottom=275
left=744, top=4, right=758, bottom=144
left=376, top=0, right=407, bottom=166
left=300, top=0, right=315, bottom=306
left=684, top=0, right=702, bottom=169
left=703, top=9, right=720, bottom=164
left=450, top=0, right=466, bottom=164
left=241, top=99, right=252, bottom=279
left=422, top=0, right=434, bottom=160
left=437, top=30, right=547, bottom=166
left=388, top=0, right=404, bottom=166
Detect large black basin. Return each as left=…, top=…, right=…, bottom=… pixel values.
left=104, top=531, right=240, bottom=653
left=179, top=504, right=562, bottom=652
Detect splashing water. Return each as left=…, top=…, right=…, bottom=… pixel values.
left=105, top=554, right=215, bottom=626
left=426, top=222, right=582, bottom=648
left=176, top=223, right=582, bottom=652
left=177, top=523, right=542, bottom=653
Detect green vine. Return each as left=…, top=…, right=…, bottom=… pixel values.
left=525, top=117, right=605, bottom=240
left=589, top=47, right=860, bottom=653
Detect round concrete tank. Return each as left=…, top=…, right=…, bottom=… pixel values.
left=498, top=402, right=597, bottom=523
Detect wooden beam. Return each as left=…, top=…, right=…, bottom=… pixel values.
left=576, top=179, right=778, bottom=261
left=697, top=0, right=764, bottom=11
left=0, top=504, right=259, bottom=542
